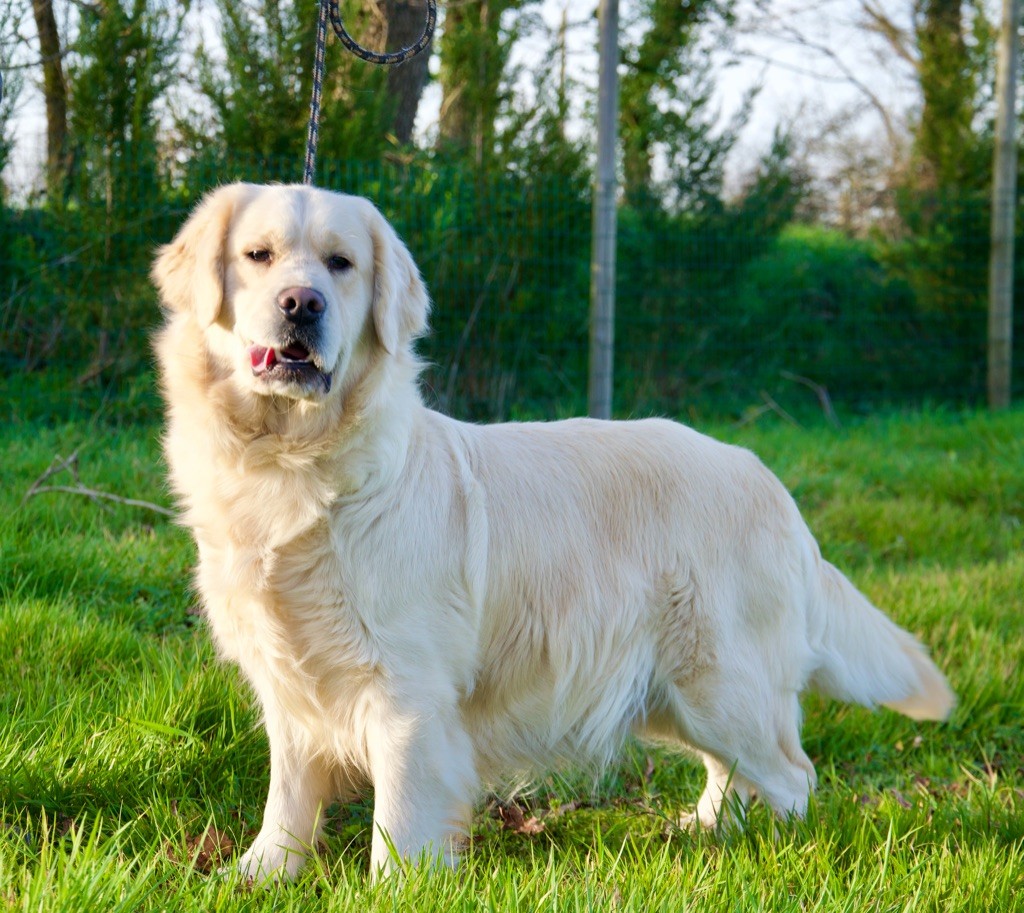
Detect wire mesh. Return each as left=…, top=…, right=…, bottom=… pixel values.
left=1, top=148, right=1021, bottom=423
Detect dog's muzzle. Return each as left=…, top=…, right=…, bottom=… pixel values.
left=249, top=286, right=332, bottom=394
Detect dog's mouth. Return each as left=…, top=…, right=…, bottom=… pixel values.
left=249, top=343, right=332, bottom=394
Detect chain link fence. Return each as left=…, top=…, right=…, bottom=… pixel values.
left=2, top=149, right=1021, bottom=424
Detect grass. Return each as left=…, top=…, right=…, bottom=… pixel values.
left=1, top=374, right=1022, bottom=911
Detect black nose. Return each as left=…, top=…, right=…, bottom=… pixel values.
left=277, top=286, right=326, bottom=325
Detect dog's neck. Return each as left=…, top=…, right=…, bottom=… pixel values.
left=157, top=314, right=426, bottom=536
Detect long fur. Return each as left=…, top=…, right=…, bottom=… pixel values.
left=153, top=183, right=954, bottom=881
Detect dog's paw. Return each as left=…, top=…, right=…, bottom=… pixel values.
left=677, top=809, right=719, bottom=834
left=232, top=835, right=310, bottom=885
left=677, top=801, right=745, bottom=834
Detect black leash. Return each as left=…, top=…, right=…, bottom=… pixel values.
left=304, top=0, right=437, bottom=185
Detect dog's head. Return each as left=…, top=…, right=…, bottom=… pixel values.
left=153, top=183, right=429, bottom=402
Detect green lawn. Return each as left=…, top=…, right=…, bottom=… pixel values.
left=1, top=378, right=1022, bottom=911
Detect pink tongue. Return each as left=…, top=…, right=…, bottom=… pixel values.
left=249, top=345, right=277, bottom=373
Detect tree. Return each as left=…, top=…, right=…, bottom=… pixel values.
left=861, top=0, right=994, bottom=193
left=735, top=127, right=814, bottom=235
left=380, top=0, right=434, bottom=144
left=912, top=0, right=992, bottom=189
left=30, top=0, right=69, bottom=201
left=0, top=0, right=24, bottom=194
left=618, top=0, right=747, bottom=213
left=859, top=0, right=998, bottom=396
left=67, top=0, right=182, bottom=214
left=187, top=0, right=395, bottom=176
left=436, top=0, right=539, bottom=166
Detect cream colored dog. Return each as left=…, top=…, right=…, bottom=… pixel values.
left=153, top=183, right=953, bottom=881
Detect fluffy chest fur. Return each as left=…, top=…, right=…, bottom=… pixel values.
left=159, top=337, right=484, bottom=753
left=189, top=447, right=379, bottom=736
left=159, top=359, right=388, bottom=750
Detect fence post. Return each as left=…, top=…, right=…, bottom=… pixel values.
left=588, top=0, right=619, bottom=420
left=988, top=0, right=1019, bottom=409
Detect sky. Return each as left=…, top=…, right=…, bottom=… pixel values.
left=720, top=0, right=919, bottom=177
left=0, top=0, right=924, bottom=197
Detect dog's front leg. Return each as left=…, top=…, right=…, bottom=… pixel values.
left=365, top=700, right=477, bottom=878
left=237, top=705, right=332, bottom=883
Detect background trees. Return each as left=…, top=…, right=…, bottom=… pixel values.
left=380, top=0, right=435, bottom=143
left=28, top=0, right=68, bottom=200
left=618, top=0, right=745, bottom=213
left=0, top=0, right=1019, bottom=415
left=0, top=0, right=22, bottom=194
left=67, top=1, right=182, bottom=210
left=862, top=0, right=1001, bottom=365
left=185, top=0, right=396, bottom=176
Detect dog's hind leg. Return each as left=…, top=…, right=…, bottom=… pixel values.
left=657, top=678, right=817, bottom=830
left=678, top=754, right=753, bottom=831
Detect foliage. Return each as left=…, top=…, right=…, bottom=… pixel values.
left=67, top=0, right=184, bottom=210
left=738, top=127, right=815, bottom=234
left=417, top=30, right=594, bottom=417
left=732, top=225, right=960, bottom=409
left=0, top=197, right=163, bottom=378
left=0, top=0, right=22, bottom=195
left=618, top=0, right=747, bottom=214
left=613, top=141, right=817, bottom=415
left=1, top=147, right=1016, bottom=415
left=435, top=0, right=540, bottom=165
left=911, top=0, right=995, bottom=192
left=379, top=149, right=592, bottom=420
left=877, top=0, right=997, bottom=347
left=881, top=185, right=990, bottom=323
left=31, top=0, right=187, bottom=377
left=0, top=0, right=1018, bottom=415
left=179, top=0, right=394, bottom=182
left=1, top=394, right=1022, bottom=909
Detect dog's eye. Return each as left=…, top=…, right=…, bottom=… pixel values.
left=327, top=254, right=352, bottom=273
left=247, top=249, right=272, bottom=264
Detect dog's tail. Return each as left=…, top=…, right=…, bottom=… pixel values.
left=807, top=560, right=954, bottom=721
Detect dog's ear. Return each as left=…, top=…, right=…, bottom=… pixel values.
left=153, top=184, right=248, bottom=327
left=368, top=204, right=430, bottom=355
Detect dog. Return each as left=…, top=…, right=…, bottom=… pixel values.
left=153, top=182, right=954, bottom=881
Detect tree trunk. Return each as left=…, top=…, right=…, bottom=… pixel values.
left=31, top=0, right=69, bottom=201
left=381, top=0, right=433, bottom=144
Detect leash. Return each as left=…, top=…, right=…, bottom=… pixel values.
left=303, top=0, right=437, bottom=185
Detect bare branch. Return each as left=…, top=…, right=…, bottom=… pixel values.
left=860, top=1, right=917, bottom=67
left=780, top=370, right=841, bottom=428
left=23, top=449, right=176, bottom=518
left=734, top=392, right=802, bottom=428
left=744, top=19, right=904, bottom=150
left=759, top=390, right=802, bottom=427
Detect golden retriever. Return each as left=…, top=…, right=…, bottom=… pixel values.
left=153, top=183, right=953, bottom=881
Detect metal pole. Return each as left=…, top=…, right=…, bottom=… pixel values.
left=988, top=0, right=1019, bottom=409
left=588, top=0, right=619, bottom=420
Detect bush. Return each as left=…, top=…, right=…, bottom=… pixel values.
left=732, top=225, right=968, bottom=409
left=1, top=153, right=1016, bottom=419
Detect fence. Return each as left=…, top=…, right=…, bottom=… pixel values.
left=1, top=150, right=1021, bottom=424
